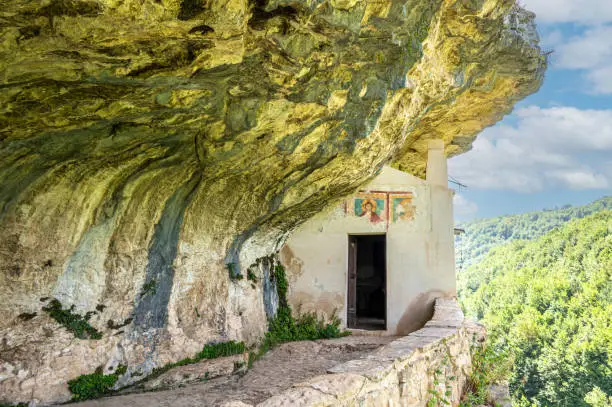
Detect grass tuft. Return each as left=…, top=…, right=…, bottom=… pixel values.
left=460, top=341, right=512, bottom=406
left=149, top=341, right=247, bottom=379
left=249, top=263, right=349, bottom=367
left=68, top=365, right=127, bottom=401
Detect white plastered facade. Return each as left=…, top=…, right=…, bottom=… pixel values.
left=280, top=141, right=456, bottom=335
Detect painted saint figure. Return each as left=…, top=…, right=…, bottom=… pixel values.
left=360, top=199, right=382, bottom=223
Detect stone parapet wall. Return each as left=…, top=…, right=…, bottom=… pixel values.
left=238, top=298, right=484, bottom=407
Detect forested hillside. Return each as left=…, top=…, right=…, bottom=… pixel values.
left=459, top=211, right=612, bottom=407
left=456, top=197, right=612, bottom=270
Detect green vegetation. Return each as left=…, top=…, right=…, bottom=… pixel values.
left=247, top=268, right=258, bottom=283
left=459, top=211, right=612, bottom=406
left=427, top=351, right=454, bottom=407
left=0, top=403, right=28, bottom=407
left=227, top=263, right=243, bottom=281
left=140, top=279, right=157, bottom=297
left=68, top=365, right=126, bottom=401
left=585, top=387, right=612, bottom=407
left=42, top=298, right=102, bottom=340
left=456, top=196, right=612, bottom=270
left=69, top=341, right=246, bottom=400
left=249, top=263, right=349, bottom=366
left=196, top=341, right=246, bottom=360
left=460, top=342, right=512, bottom=406
left=149, top=340, right=247, bottom=378
left=65, top=260, right=347, bottom=402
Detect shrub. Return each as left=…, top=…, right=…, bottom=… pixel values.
left=227, top=263, right=243, bottom=281
left=140, top=279, right=157, bottom=297
left=247, top=269, right=258, bottom=282
left=68, top=365, right=126, bottom=401
left=584, top=387, right=612, bottom=407
left=70, top=340, right=248, bottom=400
left=460, top=341, right=512, bottom=407
left=249, top=263, right=349, bottom=366
left=197, top=341, right=246, bottom=360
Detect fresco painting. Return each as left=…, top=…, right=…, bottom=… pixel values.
left=352, top=193, right=387, bottom=224
left=391, top=193, right=415, bottom=222
left=346, top=191, right=415, bottom=225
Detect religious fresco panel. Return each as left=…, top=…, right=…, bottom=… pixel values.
left=345, top=191, right=417, bottom=225
left=348, top=192, right=387, bottom=224
left=390, top=193, right=415, bottom=223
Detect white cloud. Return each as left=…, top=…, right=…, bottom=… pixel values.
left=540, top=29, right=563, bottom=49
left=526, top=4, right=612, bottom=94
left=453, top=194, right=479, bottom=221
left=586, top=66, right=612, bottom=94
left=455, top=3, right=612, bottom=195
left=550, top=25, right=612, bottom=93
left=523, top=0, right=612, bottom=25
left=546, top=169, right=609, bottom=189
left=555, top=26, right=612, bottom=70
left=449, top=106, right=612, bottom=193
left=513, top=106, right=612, bottom=150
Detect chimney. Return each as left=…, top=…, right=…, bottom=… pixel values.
left=426, top=139, right=447, bottom=187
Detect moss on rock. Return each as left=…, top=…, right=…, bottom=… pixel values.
left=42, top=299, right=103, bottom=340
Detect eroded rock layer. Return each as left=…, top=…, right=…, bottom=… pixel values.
left=0, top=0, right=544, bottom=403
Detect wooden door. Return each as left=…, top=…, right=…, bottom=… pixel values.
left=347, top=235, right=357, bottom=328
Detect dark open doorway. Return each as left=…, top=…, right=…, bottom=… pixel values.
left=347, top=234, right=386, bottom=330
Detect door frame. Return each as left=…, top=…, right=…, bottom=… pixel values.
left=347, top=233, right=387, bottom=330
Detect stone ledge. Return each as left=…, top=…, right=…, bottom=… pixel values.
left=224, top=297, right=484, bottom=407
left=142, top=353, right=248, bottom=391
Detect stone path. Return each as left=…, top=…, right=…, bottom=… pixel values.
left=72, top=336, right=396, bottom=407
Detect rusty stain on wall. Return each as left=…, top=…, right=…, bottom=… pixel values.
left=290, top=290, right=344, bottom=320
left=279, top=245, right=304, bottom=281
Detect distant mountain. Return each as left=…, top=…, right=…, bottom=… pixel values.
left=455, top=196, right=612, bottom=271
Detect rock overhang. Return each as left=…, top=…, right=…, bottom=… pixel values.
left=0, top=0, right=545, bottom=404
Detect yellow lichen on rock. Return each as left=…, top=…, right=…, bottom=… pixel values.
left=0, top=0, right=544, bottom=404
left=392, top=0, right=545, bottom=175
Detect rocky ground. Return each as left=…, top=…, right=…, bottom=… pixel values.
left=71, top=336, right=396, bottom=407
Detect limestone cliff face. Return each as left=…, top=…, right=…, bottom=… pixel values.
left=0, top=0, right=544, bottom=403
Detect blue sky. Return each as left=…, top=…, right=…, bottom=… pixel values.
left=449, top=0, right=612, bottom=221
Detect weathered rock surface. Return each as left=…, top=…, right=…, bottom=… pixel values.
left=68, top=299, right=477, bottom=407
left=487, top=382, right=512, bottom=407
left=255, top=298, right=484, bottom=407
left=1, top=0, right=543, bottom=404
left=141, top=353, right=248, bottom=391
left=72, top=336, right=394, bottom=406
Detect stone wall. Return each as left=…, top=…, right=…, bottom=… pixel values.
left=249, top=298, right=484, bottom=407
